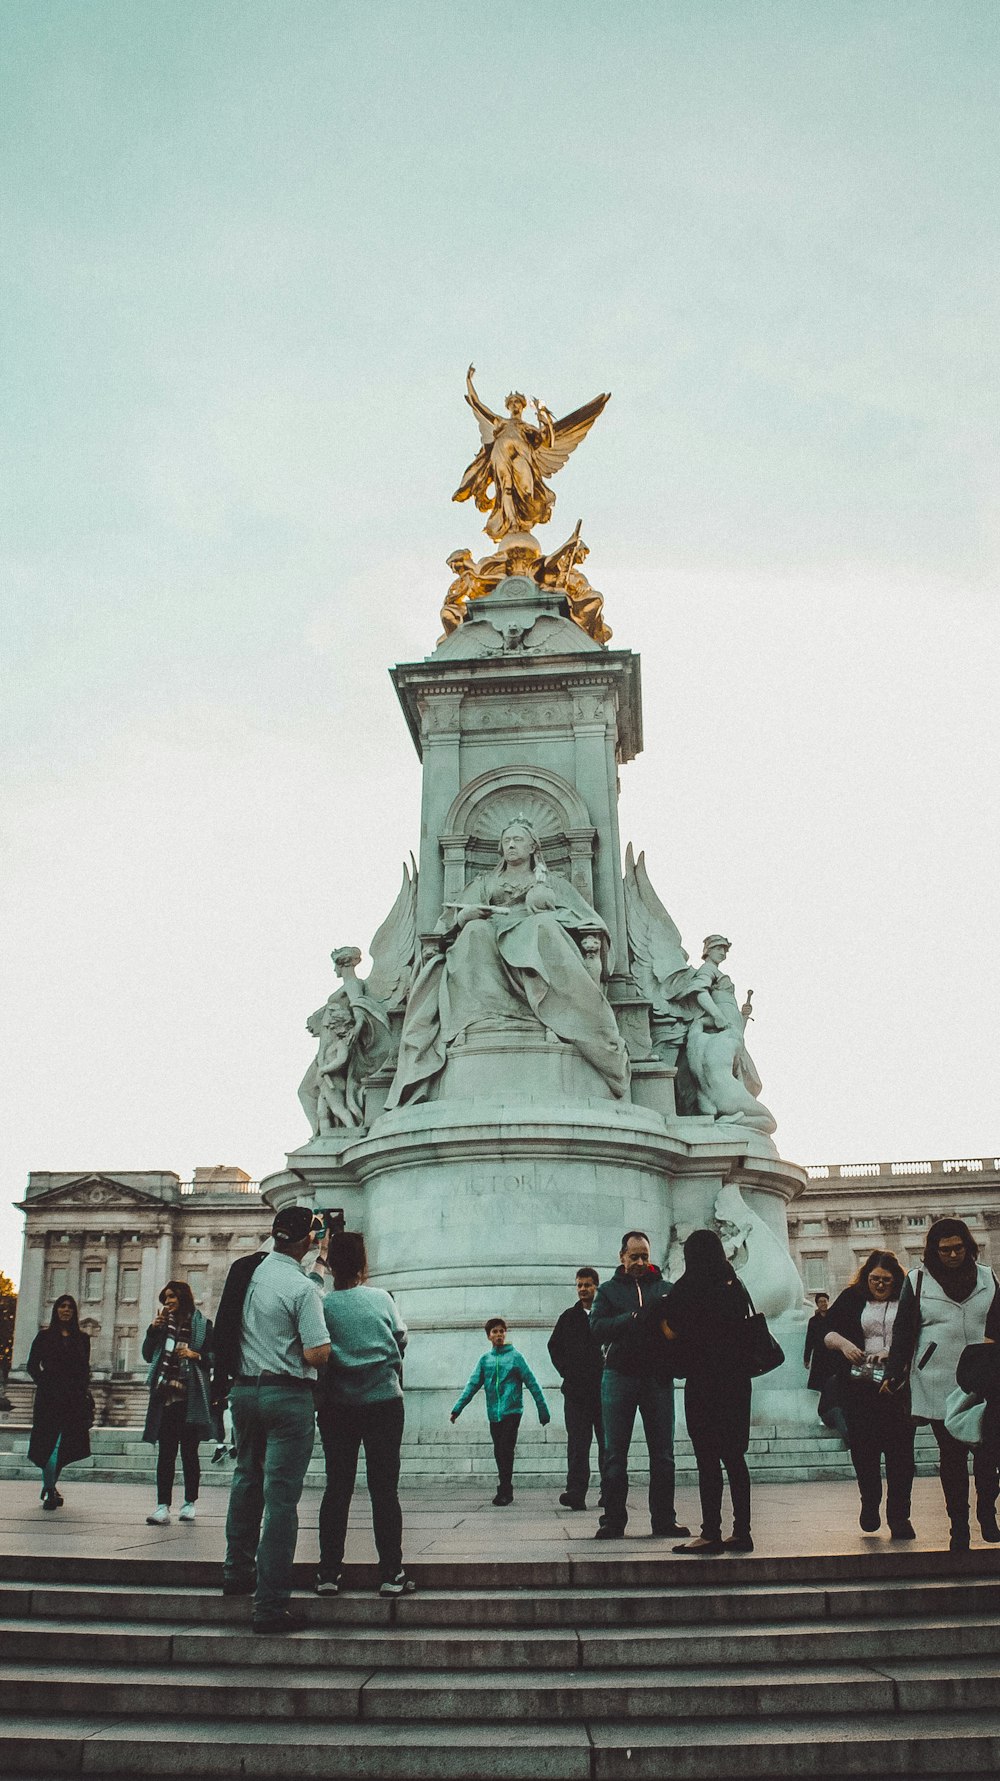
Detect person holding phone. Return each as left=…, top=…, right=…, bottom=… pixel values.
left=142, top=1280, right=212, bottom=1525
left=823, top=1252, right=914, bottom=1539
left=886, top=1218, right=1000, bottom=1552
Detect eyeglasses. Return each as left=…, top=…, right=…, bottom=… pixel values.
left=937, top=1241, right=966, bottom=1255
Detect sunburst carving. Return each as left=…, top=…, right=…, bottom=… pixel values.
left=470, top=790, right=564, bottom=842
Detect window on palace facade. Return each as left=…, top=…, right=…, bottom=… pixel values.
left=114, top=1338, right=130, bottom=1373
left=907, top=1216, right=925, bottom=1227
left=802, top=1220, right=824, bottom=1235
left=83, top=1268, right=102, bottom=1302
left=803, top=1255, right=828, bottom=1290
left=187, top=1268, right=208, bottom=1304
left=119, top=1268, right=139, bottom=1302
left=47, top=1266, right=68, bottom=1301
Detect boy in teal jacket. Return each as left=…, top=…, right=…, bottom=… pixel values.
left=451, top=1318, right=551, bottom=1504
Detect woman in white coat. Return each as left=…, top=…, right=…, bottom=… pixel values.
left=886, top=1218, right=999, bottom=1551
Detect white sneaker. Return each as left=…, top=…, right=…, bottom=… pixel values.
left=146, top=1505, right=171, bottom=1525
left=178, top=1502, right=197, bottom=1523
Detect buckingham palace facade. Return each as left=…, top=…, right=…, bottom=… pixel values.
left=8, top=1152, right=1000, bottom=1424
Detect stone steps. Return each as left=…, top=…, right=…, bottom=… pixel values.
left=1, top=1548, right=997, bottom=1777
left=0, top=1422, right=942, bottom=1489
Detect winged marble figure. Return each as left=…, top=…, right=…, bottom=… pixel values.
left=299, top=859, right=418, bottom=1135
left=453, top=365, right=611, bottom=543
left=623, top=845, right=776, bottom=1135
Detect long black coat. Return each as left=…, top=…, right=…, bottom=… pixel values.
left=664, top=1273, right=754, bottom=1452
left=26, top=1329, right=91, bottom=1469
left=547, top=1303, right=603, bottom=1409
left=803, top=1312, right=836, bottom=1390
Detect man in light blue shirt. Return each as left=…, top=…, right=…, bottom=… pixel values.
left=222, top=1206, right=330, bottom=1633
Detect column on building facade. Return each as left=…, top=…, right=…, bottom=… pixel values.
left=11, top=1236, right=47, bottom=1370
left=96, top=1234, right=121, bottom=1373
left=68, top=1233, right=84, bottom=1308
left=209, top=1232, right=233, bottom=1315
left=137, top=1237, right=161, bottom=1339
left=825, top=1215, right=853, bottom=1292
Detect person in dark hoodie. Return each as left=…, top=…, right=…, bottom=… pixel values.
left=589, top=1231, right=689, bottom=1541
left=548, top=1267, right=605, bottom=1511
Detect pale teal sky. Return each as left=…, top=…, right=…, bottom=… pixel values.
left=3, top=2, right=999, bottom=1280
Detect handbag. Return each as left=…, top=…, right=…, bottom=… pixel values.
left=943, top=1384, right=985, bottom=1448
left=743, top=1290, right=784, bottom=1377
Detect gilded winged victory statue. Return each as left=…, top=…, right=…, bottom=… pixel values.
left=453, top=365, right=611, bottom=543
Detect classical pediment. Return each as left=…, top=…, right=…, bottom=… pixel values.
left=18, top=1173, right=177, bottom=1212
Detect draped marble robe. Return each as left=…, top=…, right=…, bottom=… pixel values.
left=386, top=870, right=630, bottom=1107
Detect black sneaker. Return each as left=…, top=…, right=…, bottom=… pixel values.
left=492, top=1491, right=513, bottom=1506
left=593, top=1524, right=625, bottom=1539
left=252, top=1610, right=308, bottom=1635
left=379, top=1571, right=417, bottom=1597
left=559, top=1493, right=587, bottom=1510
left=314, top=1573, right=340, bottom=1596
left=221, top=1577, right=256, bottom=1597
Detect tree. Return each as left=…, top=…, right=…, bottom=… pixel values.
left=0, top=1273, right=17, bottom=1379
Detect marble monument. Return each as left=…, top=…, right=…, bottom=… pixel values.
left=263, top=368, right=811, bottom=1468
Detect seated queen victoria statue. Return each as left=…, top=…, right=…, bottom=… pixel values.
left=386, top=821, right=630, bottom=1107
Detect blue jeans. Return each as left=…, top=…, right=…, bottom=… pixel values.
left=600, top=1369, right=677, bottom=1532
left=41, top=1436, right=62, bottom=1493
left=224, top=1380, right=316, bottom=1618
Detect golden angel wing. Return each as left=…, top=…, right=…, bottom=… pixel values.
left=533, top=392, right=611, bottom=477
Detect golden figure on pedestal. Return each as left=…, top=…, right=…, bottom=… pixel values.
left=453, top=366, right=610, bottom=544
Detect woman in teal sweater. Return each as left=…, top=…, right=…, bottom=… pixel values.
left=451, top=1318, right=550, bottom=1504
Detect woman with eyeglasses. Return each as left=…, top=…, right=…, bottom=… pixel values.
left=886, top=1218, right=1000, bottom=1551
left=26, top=1295, right=92, bottom=1510
left=823, top=1251, right=914, bottom=1539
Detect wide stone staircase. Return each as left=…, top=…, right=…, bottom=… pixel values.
left=0, top=1419, right=942, bottom=1487
left=1, top=1543, right=999, bottom=1779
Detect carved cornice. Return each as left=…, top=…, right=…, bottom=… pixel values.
left=393, top=650, right=642, bottom=764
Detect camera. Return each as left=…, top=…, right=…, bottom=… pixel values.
left=850, top=1357, right=885, bottom=1386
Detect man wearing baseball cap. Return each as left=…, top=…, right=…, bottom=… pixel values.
left=221, top=1205, right=330, bottom=1633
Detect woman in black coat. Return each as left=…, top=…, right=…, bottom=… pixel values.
left=824, top=1250, right=914, bottom=1539
left=660, top=1228, right=755, bottom=1554
left=26, top=1295, right=91, bottom=1510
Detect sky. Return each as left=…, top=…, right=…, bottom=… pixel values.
left=3, top=1, right=999, bottom=1285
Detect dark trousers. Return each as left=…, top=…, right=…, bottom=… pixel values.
left=564, top=1393, right=604, bottom=1503
left=600, top=1369, right=677, bottom=1533
left=156, top=1399, right=201, bottom=1506
left=490, top=1414, right=521, bottom=1494
left=691, top=1432, right=751, bottom=1541
left=317, top=1397, right=405, bottom=1581
left=930, top=1419, right=999, bottom=1535
left=845, top=1391, right=914, bottom=1528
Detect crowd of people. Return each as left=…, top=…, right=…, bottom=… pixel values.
left=25, top=1211, right=1000, bottom=1630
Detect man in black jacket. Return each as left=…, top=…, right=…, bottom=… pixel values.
left=548, top=1267, right=605, bottom=1511
left=589, top=1230, right=689, bottom=1540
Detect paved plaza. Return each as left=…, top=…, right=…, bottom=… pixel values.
left=0, top=1473, right=968, bottom=1573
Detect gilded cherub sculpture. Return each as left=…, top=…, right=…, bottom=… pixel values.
left=453, top=365, right=611, bottom=544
